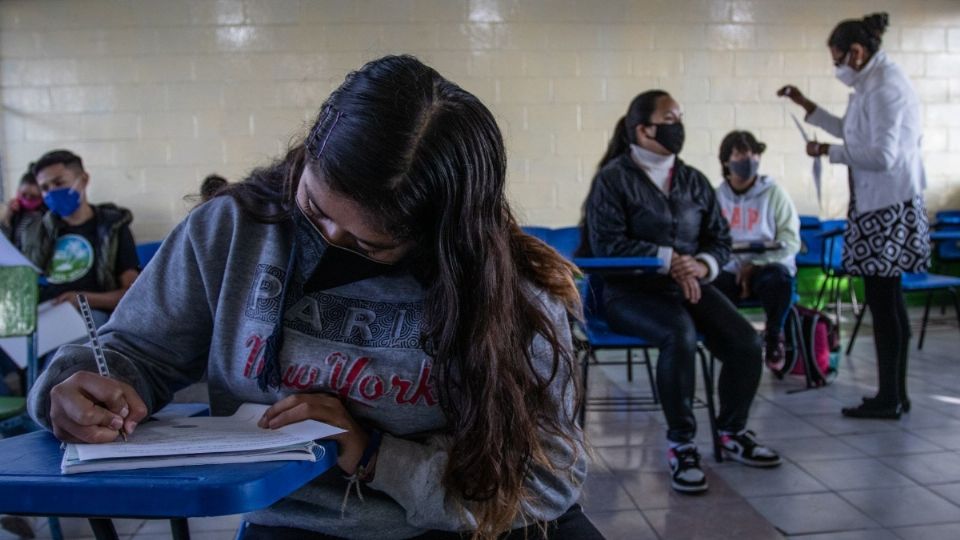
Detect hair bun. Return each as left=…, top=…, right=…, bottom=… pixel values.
left=863, top=12, right=889, bottom=37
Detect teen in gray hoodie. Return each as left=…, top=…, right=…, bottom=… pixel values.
left=713, top=131, right=800, bottom=371
left=27, top=56, right=595, bottom=540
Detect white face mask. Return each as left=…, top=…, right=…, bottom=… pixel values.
left=835, top=64, right=858, bottom=87
left=834, top=52, right=858, bottom=87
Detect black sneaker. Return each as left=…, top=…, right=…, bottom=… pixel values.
left=721, top=430, right=782, bottom=467
left=667, top=444, right=708, bottom=493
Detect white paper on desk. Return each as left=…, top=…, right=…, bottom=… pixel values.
left=0, top=233, right=39, bottom=271
left=0, top=300, right=88, bottom=368
left=74, top=403, right=345, bottom=461
left=791, top=113, right=823, bottom=208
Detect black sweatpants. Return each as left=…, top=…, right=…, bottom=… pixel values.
left=604, top=283, right=763, bottom=443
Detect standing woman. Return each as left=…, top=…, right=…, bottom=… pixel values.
left=28, top=55, right=599, bottom=539
left=578, top=91, right=781, bottom=495
left=779, top=12, right=929, bottom=419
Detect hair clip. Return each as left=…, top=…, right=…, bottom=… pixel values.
left=307, top=108, right=343, bottom=159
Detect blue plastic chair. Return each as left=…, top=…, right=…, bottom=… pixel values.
left=522, top=226, right=581, bottom=263
left=575, top=269, right=722, bottom=462
left=933, top=210, right=960, bottom=263
left=795, top=216, right=823, bottom=268
left=847, top=271, right=960, bottom=353
left=814, top=220, right=861, bottom=326
left=135, top=241, right=163, bottom=269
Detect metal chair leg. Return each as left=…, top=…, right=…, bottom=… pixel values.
left=643, top=348, right=658, bottom=404
left=919, top=291, right=933, bottom=351
left=170, top=518, right=191, bottom=540
left=48, top=517, right=63, bottom=540
left=626, top=348, right=633, bottom=382
left=698, top=348, right=722, bottom=463
left=846, top=304, right=867, bottom=356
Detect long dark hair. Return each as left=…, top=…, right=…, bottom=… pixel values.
left=220, top=55, right=581, bottom=538
left=596, top=89, right=670, bottom=171
left=828, top=12, right=889, bottom=54
left=578, top=90, right=670, bottom=257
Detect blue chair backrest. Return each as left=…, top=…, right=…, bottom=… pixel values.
left=820, top=219, right=846, bottom=272
left=521, top=226, right=581, bottom=263
left=799, top=215, right=821, bottom=230
left=936, top=210, right=960, bottom=227
left=136, top=241, right=163, bottom=269
left=934, top=210, right=960, bottom=261
left=796, top=223, right=823, bottom=268
left=520, top=226, right=552, bottom=243
left=548, top=227, right=580, bottom=262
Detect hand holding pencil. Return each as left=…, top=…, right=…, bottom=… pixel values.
left=45, top=297, right=148, bottom=445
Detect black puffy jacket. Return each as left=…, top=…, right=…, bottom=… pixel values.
left=579, top=153, right=731, bottom=289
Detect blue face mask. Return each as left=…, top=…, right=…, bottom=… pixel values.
left=43, top=186, right=81, bottom=217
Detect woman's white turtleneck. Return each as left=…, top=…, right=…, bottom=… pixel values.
left=630, top=143, right=675, bottom=194
left=627, top=143, right=720, bottom=282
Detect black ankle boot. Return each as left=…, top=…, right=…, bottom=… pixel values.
left=843, top=401, right=902, bottom=420
left=862, top=396, right=910, bottom=413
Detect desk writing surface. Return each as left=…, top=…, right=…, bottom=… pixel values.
left=573, top=257, right=662, bottom=270
left=0, top=431, right=337, bottom=518
left=930, top=230, right=960, bottom=241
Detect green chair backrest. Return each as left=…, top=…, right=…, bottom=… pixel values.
left=0, top=266, right=39, bottom=338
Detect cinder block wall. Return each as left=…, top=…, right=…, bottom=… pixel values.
left=2, top=0, right=958, bottom=241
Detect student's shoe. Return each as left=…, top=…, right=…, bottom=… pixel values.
left=668, top=444, right=708, bottom=493
left=721, top=430, right=782, bottom=467
left=842, top=402, right=902, bottom=419
left=763, top=334, right=787, bottom=372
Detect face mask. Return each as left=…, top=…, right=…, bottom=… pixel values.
left=651, top=122, right=685, bottom=155
left=728, top=158, right=760, bottom=182
left=17, top=195, right=43, bottom=211
left=834, top=52, right=858, bottom=87
left=835, top=65, right=858, bottom=87
left=293, top=204, right=398, bottom=292
left=42, top=186, right=81, bottom=217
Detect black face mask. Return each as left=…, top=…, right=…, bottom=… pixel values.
left=651, top=122, right=685, bottom=155
left=293, top=205, right=398, bottom=292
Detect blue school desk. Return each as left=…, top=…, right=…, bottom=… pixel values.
left=573, top=257, right=662, bottom=275
left=0, top=431, right=337, bottom=540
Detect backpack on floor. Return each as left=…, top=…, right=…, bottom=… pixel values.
left=778, top=305, right=839, bottom=386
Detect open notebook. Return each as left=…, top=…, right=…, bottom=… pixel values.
left=61, top=403, right=345, bottom=474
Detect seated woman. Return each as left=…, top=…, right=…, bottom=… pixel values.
left=578, top=90, right=781, bottom=494
left=27, top=56, right=600, bottom=540
left=712, top=131, right=801, bottom=371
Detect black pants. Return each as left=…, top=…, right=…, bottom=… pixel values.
left=714, top=263, right=794, bottom=346
left=864, top=276, right=910, bottom=405
left=605, top=283, right=762, bottom=443
left=242, top=504, right=604, bottom=539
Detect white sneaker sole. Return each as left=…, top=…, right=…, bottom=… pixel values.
left=722, top=449, right=782, bottom=468
left=671, top=478, right=709, bottom=493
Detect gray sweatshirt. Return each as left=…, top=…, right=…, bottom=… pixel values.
left=715, top=175, right=801, bottom=276
left=27, top=196, right=586, bottom=539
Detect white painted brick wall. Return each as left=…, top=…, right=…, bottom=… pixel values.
left=1, top=0, right=959, bottom=240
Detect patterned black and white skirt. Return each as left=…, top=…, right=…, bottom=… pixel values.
left=843, top=195, right=930, bottom=277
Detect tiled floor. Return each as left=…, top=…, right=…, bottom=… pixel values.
left=2, top=308, right=959, bottom=539
left=583, top=309, right=960, bottom=540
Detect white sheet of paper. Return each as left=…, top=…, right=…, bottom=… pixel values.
left=792, top=113, right=823, bottom=208
left=0, top=233, right=39, bottom=271
left=813, top=156, right=823, bottom=208
left=74, top=403, right=345, bottom=461
left=0, top=300, right=88, bottom=368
